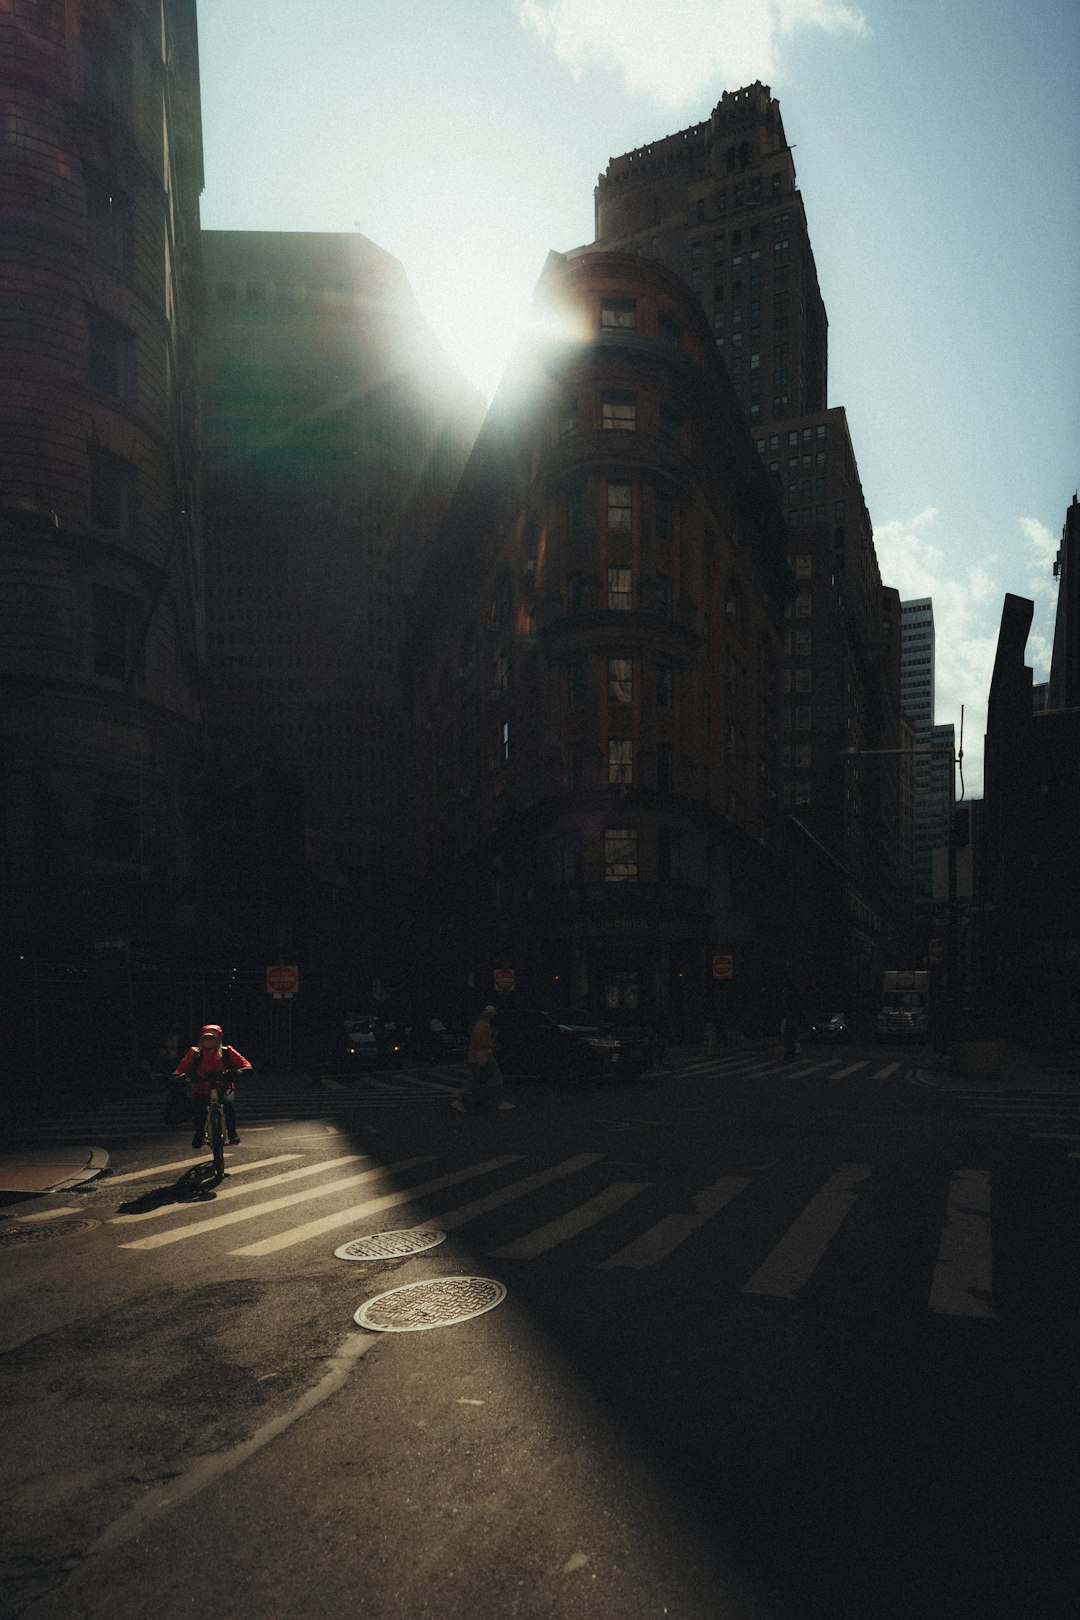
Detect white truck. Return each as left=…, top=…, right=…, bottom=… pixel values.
left=875, top=970, right=930, bottom=1041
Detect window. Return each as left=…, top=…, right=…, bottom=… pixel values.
left=89, top=445, right=131, bottom=530
left=85, top=169, right=132, bottom=265
left=500, top=720, right=510, bottom=762
left=568, top=572, right=588, bottom=615
left=568, top=741, right=586, bottom=791
left=93, top=585, right=138, bottom=679
left=607, top=566, right=632, bottom=611
left=656, top=661, right=673, bottom=709
left=559, top=397, right=578, bottom=437
left=659, top=405, right=681, bottom=444
left=655, top=488, right=673, bottom=541
left=601, top=299, right=636, bottom=331
left=655, top=573, right=673, bottom=619
left=609, top=739, right=633, bottom=785
left=87, top=310, right=132, bottom=399
left=658, top=311, right=680, bottom=344
left=568, top=656, right=585, bottom=709
left=602, top=391, right=636, bottom=431
left=493, top=650, right=509, bottom=695
left=563, top=837, right=582, bottom=885
left=607, top=481, right=632, bottom=530
left=794, top=553, right=812, bottom=579
left=608, top=658, right=632, bottom=703
left=81, top=16, right=132, bottom=115
left=658, top=825, right=680, bottom=880
left=604, top=828, right=638, bottom=882
left=725, top=577, right=744, bottom=636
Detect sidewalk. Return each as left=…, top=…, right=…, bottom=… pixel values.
left=913, top=1039, right=1080, bottom=1094
left=0, top=1146, right=108, bottom=1197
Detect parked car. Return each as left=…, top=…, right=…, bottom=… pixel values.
left=344, top=1016, right=403, bottom=1069
left=809, top=1012, right=850, bottom=1042
left=492, top=1009, right=651, bottom=1082
left=405, top=1017, right=467, bottom=1063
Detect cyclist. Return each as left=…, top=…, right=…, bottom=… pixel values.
left=173, top=1024, right=252, bottom=1150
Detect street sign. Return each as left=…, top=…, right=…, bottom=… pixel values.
left=493, top=968, right=515, bottom=993
left=712, top=954, right=733, bottom=981
left=266, top=964, right=299, bottom=998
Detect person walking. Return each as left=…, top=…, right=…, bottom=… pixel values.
left=452, top=1005, right=515, bottom=1113
left=173, top=1024, right=252, bottom=1148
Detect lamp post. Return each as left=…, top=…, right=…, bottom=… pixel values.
left=843, top=714, right=965, bottom=1045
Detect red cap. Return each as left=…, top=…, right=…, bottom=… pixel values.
left=200, top=1024, right=222, bottom=1038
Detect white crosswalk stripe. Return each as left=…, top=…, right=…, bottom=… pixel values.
left=99, top=1142, right=1020, bottom=1322
left=935, top=1087, right=1080, bottom=1144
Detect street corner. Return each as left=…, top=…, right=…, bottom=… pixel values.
left=0, top=1146, right=109, bottom=1198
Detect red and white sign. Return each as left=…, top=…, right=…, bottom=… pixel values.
left=266, top=964, right=299, bottom=998
left=493, top=968, right=516, bottom=993
left=712, top=954, right=733, bottom=981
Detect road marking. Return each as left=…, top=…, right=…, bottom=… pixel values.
left=431, top=1154, right=603, bottom=1231
left=828, top=1061, right=870, bottom=1078
left=598, top=1174, right=753, bottom=1269
left=106, top=1153, right=303, bottom=1186
left=118, top=1157, right=436, bottom=1250
left=743, top=1162, right=872, bottom=1298
left=111, top=1154, right=372, bottom=1222
left=929, top=1168, right=994, bottom=1319
left=13, top=1206, right=82, bottom=1223
left=490, top=1182, right=649, bottom=1260
left=230, top=1156, right=522, bottom=1256
left=871, top=1061, right=902, bottom=1079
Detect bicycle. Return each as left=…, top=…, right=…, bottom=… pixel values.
left=201, top=1081, right=233, bottom=1182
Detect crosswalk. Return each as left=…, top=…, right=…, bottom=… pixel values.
left=7, top=1069, right=457, bottom=1145
left=910, top=1081, right=1080, bottom=1146
left=88, top=1142, right=1021, bottom=1321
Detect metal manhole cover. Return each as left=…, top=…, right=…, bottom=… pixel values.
left=354, top=1276, right=506, bottom=1332
left=334, top=1228, right=446, bottom=1262
left=0, top=1217, right=100, bottom=1247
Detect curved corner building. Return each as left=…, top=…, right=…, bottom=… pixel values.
left=0, top=1, right=207, bottom=1070
left=408, top=251, right=796, bottom=1034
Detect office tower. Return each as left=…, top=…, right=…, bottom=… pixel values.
left=200, top=231, right=483, bottom=1020
left=1, top=0, right=208, bottom=1079
left=578, top=83, right=909, bottom=1008
left=901, top=597, right=942, bottom=910
left=407, top=250, right=812, bottom=1034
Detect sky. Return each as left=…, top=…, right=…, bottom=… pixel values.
left=196, top=0, right=1080, bottom=796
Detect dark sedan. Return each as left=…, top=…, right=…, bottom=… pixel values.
left=492, top=1010, right=652, bottom=1083
left=809, top=1012, right=850, bottom=1042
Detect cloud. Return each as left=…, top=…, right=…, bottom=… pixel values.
left=873, top=508, right=1061, bottom=798
left=516, top=0, right=869, bottom=107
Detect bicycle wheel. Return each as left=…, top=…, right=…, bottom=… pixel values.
left=209, top=1106, right=225, bottom=1180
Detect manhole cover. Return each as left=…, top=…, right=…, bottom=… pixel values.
left=354, top=1276, right=506, bottom=1332
left=0, top=1217, right=100, bottom=1247
left=334, top=1228, right=446, bottom=1262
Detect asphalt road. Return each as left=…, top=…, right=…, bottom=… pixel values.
left=1, top=1043, right=1077, bottom=1619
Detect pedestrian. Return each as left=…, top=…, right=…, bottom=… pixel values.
left=173, top=1024, right=252, bottom=1148
left=452, top=1005, right=515, bottom=1113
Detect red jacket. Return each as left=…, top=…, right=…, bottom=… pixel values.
left=174, top=1045, right=252, bottom=1096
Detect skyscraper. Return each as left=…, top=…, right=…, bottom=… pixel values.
left=900, top=598, right=955, bottom=915
left=577, top=82, right=910, bottom=1007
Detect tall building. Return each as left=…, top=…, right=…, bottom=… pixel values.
left=407, top=250, right=814, bottom=1037
left=577, top=82, right=910, bottom=1008
left=1, top=0, right=208, bottom=1081
left=980, top=551, right=1080, bottom=1036
left=200, top=230, right=484, bottom=1029
left=901, top=597, right=940, bottom=911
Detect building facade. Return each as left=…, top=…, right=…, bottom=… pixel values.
left=578, top=82, right=911, bottom=1009
left=1, top=0, right=208, bottom=1080
left=407, top=251, right=806, bottom=1037
left=199, top=230, right=484, bottom=1030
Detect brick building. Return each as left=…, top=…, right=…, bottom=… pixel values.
left=406, top=251, right=809, bottom=1036
left=1, top=0, right=208, bottom=1080
left=576, top=82, right=910, bottom=1010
